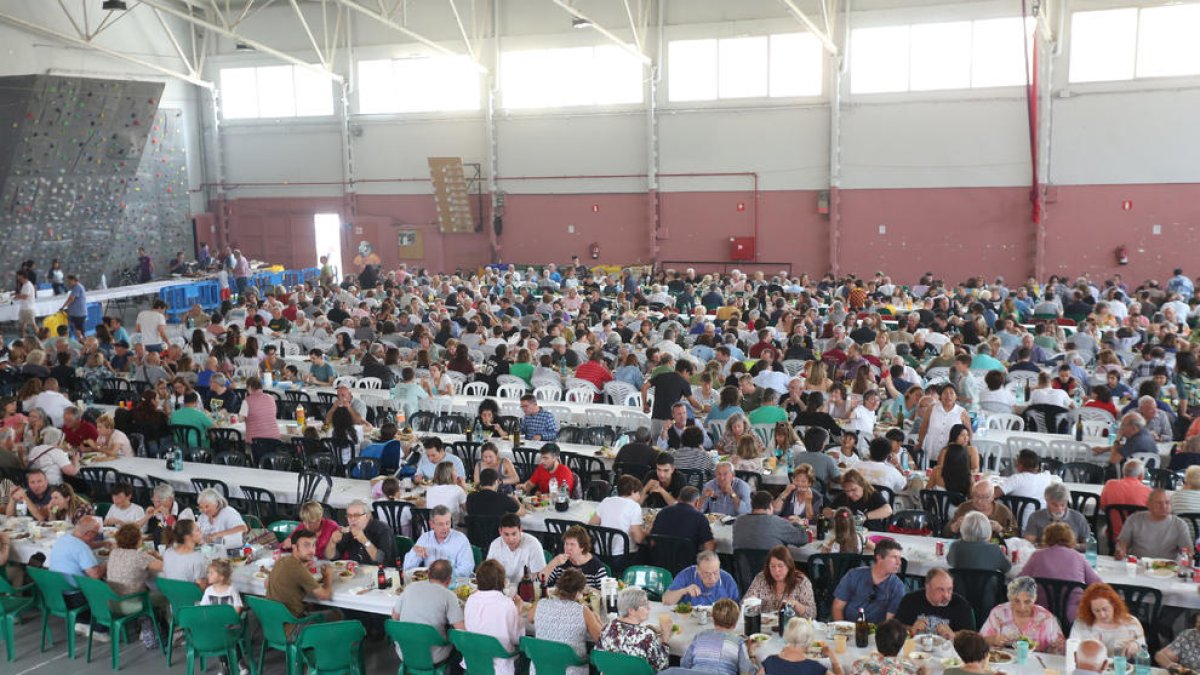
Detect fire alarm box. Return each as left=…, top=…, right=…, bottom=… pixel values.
left=730, top=236, right=755, bottom=261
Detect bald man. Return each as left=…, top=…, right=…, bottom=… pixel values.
left=1074, top=639, right=1107, bottom=675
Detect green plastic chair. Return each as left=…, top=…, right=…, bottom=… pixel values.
left=448, top=629, right=517, bottom=675
left=268, top=520, right=301, bottom=544
left=395, top=535, right=414, bottom=561
left=471, top=545, right=483, bottom=567
left=244, top=514, right=265, bottom=531
left=296, top=620, right=366, bottom=675
left=94, top=502, right=113, bottom=518
left=176, top=604, right=252, bottom=675
left=26, top=567, right=89, bottom=658
left=384, top=620, right=450, bottom=675
left=77, top=575, right=163, bottom=669
left=519, top=636, right=586, bottom=675
left=0, top=584, right=35, bottom=661
left=244, top=595, right=319, bottom=675
left=155, top=577, right=204, bottom=666
left=591, top=649, right=655, bottom=675
left=621, top=565, right=673, bottom=601
left=543, top=549, right=554, bottom=564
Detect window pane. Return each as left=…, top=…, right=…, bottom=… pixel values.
left=1137, top=4, right=1200, bottom=78
left=593, top=46, right=644, bottom=105
left=357, top=59, right=396, bottom=114
left=909, top=22, right=970, bottom=91
left=395, top=56, right=481, bottom=112
left=1069, top=8, right=1137, bottom=83
left=718, top=36, right=768, bottom=98
left=769, top=32, right=823, bottom=97
left=219, top=67, right=258, bottom=119
left=851, top=26, right=910, bottom=93
left=972, top=17, right=1033, bottom=87
left=255, top=65, right=297, bottom=117
left=555, top=47, right=596, bottom=107
left=293, top=66, right=334, bottom=117
left=668, top=39, right=718, bottom=101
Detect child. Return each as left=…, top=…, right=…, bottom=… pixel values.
left=200, top=559, right=247, bottom=675
left=820, top=507, right=869, bottom=554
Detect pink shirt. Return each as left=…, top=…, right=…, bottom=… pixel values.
left=243, top=390, right=279, bottom=441
left=462, top=590, right=521, bottom=675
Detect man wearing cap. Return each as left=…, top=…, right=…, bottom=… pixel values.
left=110, top=341, right=133, bottom=373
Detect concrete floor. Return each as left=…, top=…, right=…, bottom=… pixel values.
left=4, top=612, right=404, bottom=675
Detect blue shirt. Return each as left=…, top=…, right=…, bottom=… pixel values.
left=66, top=283, right=87, bottom=317
left=416, top=452, right=466, bottom=480
left=832, top=567, right=904, bottom=623
left=520, top=410, right=559, bottom=441
left=701, top=478, right=752, bottom=516
left=403, top=529, right=475, bottom=578
left=667, top=565, right=740, bottom=604
left=309, top=362, right=336, bottom=383
left=48, top=533, right=98, bottom=587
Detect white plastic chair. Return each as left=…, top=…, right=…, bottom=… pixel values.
left=543, top=405, right=573, bottom=425
left=333, top=375, right=358, bottom=388
left=428, top=397, right=453, bottom=415
left=586, top=409, right=619, bottom=428
left=355, top=377, right=382, bottom=389
left=497, top=375, right=527, bottom=390
left=1081, top=420, right=1110, bottom=441
left=782, top=360, right=805, bottom=377
left=1129, top=451, right=1159, bottom=470
left=462, top=381, right=489, bottom=397
left=1049, top=439, right=1092, bottom=463
left=1078, top=407, right=1115, bottom=424
left=534, top=385, right=563, bottom=402
left=500, top=401, right=522, bottom=416
left=985, top=414, right=1024, bottom=432
left=603, top=381, right=637, bottom=406
left=619, top=410, right=650, bottom=431
left=750, top=423, right=775, bottom=449
left=497, top=383, right=526, bottom=399
left=565, top=387, right=594, bottom=403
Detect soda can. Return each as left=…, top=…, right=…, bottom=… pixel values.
left=1011, top=549, right=1020, bottom=563
left=936, top=541, right=945, bottom=556
left=230, top=414, right=239, bottom=424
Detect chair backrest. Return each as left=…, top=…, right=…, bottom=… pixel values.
left=948, top=568, right=1006, bottom=626
left=591, top=650, right=656, bottom=675
left=176, top=604, right=241, bottom=652
left=888, top=509, right=937, bottom=535
left=191, top=477, right=230, bottom=500
left=373, top=500, right=411, bottom=534
left=245, top=595, right=306, bottom=646
left=297, top=620, right=367, bottom=672
left=1079, top=407, right=1115, bottom=423
left=807, top=553, right=870, bottom=621
left=1032, top=577, right=1087, bottom=633
left=462, top=381, right=489, bottom=397
left=27, top=567, right=74, bottom=614
left=77, top=575, right=121, bottom=624
left=384, top=620, right=448, bottom=674
left=520, top=636, right=586, bottom=675
left=356, top=377, right=383, bottom=389
left=1109, top=583, right=1164, bottom=652
left=345, top=456, right=380, bottom=479
left=677, top=468, right=712, bottom=490
left=647, top=534, right=695, bottom=576
left=621, top=565, right=674, bottom=600
left=170, top=424, right=205, bottom=449
left=1146, top=468, right=1182, bottom=490
left=1129, top=452, right=1159, bottom=470
left=268, top=519, right=301, bottom=544
left=449, top=629, right=516, bottom=675
left=985, top=413, right=1024, bottom=431
left=497, top=383, right=526, bottom=399
left=732, top=548, right=770, bottom=593
left=1061, top=462, right=1105, bottom=485
left=919, top=489, right=965, bottom=530
left=297, top=470, right=333, bottom=504
left=464, top=514, right=504, bottom=549
left=1104, top=504, right=1148, bottom=551
left=997, top=494, right=1040, bottom=529
left=533, top=385, right=562, bottom=402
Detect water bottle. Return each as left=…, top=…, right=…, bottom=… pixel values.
left=1135, top=645, right=1151, bottom=675
left=548, top=477, right=558, bottom=498
left=1085, top=533, right=1098, bottom=568
left=1112, top=656, right=1127, bottom=675
left=16, top=499, right=27, bottom=517
left=173, top=446, right=184, bottom=472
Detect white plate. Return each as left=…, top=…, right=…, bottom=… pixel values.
left=830, top=621, right=855, bottom=635
left=1145, top=567, right=1176, bottom=579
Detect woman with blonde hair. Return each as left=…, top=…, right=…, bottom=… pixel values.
left=730, top=434, right=766, bottom=472
left=771, top=422, right=802, bottom=459
left=46, top=483, right=94, bottom=524
left=806, top=361, right=830, bottom=393
left=928, top=342, right=958, bottom=369
left=82, top=414, right=134, bottom=458
left=281, top=500, right=340, bottom=555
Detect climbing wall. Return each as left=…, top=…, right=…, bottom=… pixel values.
left=0, top=75, right=192, bottom=288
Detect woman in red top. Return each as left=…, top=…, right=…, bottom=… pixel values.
left=282, top=500, right=340, bottom=555
left=1083, top=384, right=1120, bottom=418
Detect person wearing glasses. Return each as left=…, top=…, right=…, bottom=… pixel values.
left=326, top=499, right=395, bottom=564
left=831, top=539, right=905, bottom=622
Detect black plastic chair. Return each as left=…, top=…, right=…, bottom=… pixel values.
left=888, top=509, right=938, bottom=534
left=1069, top=490, right=1101, bottom=530
left=556, top=426, right=586, bottom=444
left=410, top=507, right=432, bottom=539
left=872, top=485, right=896, bottom=508
left=735, top=470, right=762, bottom=493
left=115, top=473, right=152, bottom=504
left=647, top=534, right=695, bottom=576
left=584, top=480, right=611, bottom=502
left=297, top=470, right=333, bottom=505
left=612, top=461, right=654, bottom=485
left=1032, top=577, right=1087, bottom=633
left=1147, top=468, right=1183, bottom=490
left=258, top=452, right=297, bottom=471
left=677, top=468, right=713, bottom=490
left=807, top=553, right=871, bottom=621
left=322, top=437, right=356, bottom=472
left=207, top=427, right=245, bottom=456
left=191, top=478, right=230, bottom=501
left=432, top=414, right=469, bottom=434
left=512, top=447, right=540, bottom=481
left=582, top=426, right=616, bottom=446
left=373, top=500, right=412, bottom=535
left=409, top=411, right=437, bottom=432
left=575, top=523, right=631, bottom=574
left=126, top=432, right=146, bottom=457
left=169, top=424, right=204, bottom=450
left=496, top=415, right=521, bottom=434
left=1109, top=583, right=1164, bottom=652
left=184, top=448, right=213, bottom=463
left=1060, top=462, right=1105, bottom=485
left=305, top=453, right=339, bottom=475
left=214, top=450, right=248, bottom=466
left=100, top=377, right=136, bottom=405
left=1022, top=404, right=1071, bottom=434
left=1178, top=512, right=1200, bottom=541
left=733, top=548, right=771, bottom=593
left=920, top=489, right=965, bottom=533
left=451, top=441, right=482, bottom=477
left=251, top=438, right=291, bottom=466
left=948, top=568, right=1006, bottom=628
left=345, top=457, right=380, bottom=480
left=998, top=495, right=1040, bottom=529
left=77, top=466, right=118, bottom=498
left=464, top=514, right=505, bottom=549
left=563, top=453, right=608, bottom=494
left=1104, top=504, right=1148, bottom=553
left=1041, top=458, right=1064, bottom=475
left=240, top=485, right=280, bottom=525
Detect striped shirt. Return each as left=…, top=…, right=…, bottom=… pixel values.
left=681, top=629, right=754, bottom=675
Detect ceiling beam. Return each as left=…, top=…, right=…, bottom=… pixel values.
left=0, top=9, right=213, bottom=88
left=548, top=0, right=651, bottom=66
left=138, top=0, right=344, bottom=82
left=327, top=0, right=473, bottom=63
left=777, top=0, right=838, bottom=55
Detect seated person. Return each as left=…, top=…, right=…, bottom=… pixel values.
left=894, top=568, right=975, bottom=638
left=661, top=550, right=741, bottom=605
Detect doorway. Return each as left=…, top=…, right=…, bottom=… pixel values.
left=313, top=213, right=343, bottom=280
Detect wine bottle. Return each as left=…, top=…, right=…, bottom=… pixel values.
left=518, top=565, right=535, bottom=602
left=855, top=607, right=870, bottom=648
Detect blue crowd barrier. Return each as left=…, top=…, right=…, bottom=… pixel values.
left=152, top=266, right=311, bottom=323
left=84, top=302, right=102, bottom=336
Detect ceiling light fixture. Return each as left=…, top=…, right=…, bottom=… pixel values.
left=571, top=17, right=592, bottom=29
left=101, top=0, right=128, bottom=10
left=235, top=42, right=255, bottom=52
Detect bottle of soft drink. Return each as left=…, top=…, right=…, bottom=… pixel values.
left=1085, top=533, right=1098, bottom=568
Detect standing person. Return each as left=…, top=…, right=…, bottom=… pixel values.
left=48, top=259, right=65, bottom=295
left=136, top=299, right=170, bottom=353
left=642, top=360, right=703, bottom=437
left=14, top=269, right=36, bottom=339
left=232, top=249, right=251, bottom=298
left=58, top=274, right=87, bottom=343
left=919, top=384, right=971, bottom=460
left=137, top=247, right=153, bottom=283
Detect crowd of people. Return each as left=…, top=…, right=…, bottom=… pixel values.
left=4, top=261, right=1200, bottom=674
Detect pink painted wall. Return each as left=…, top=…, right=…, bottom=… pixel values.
left=215, top=182, right=1200, bottom=283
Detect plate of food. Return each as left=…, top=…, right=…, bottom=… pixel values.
left=674, top=602, right=694, bottom=615
left=942, top=657, right=963, bottom=668
left=1146, top=566, right=1177, bottom=579
left=409, top=568, right=429, bottom=582
left=907, top=653, right=931, bottom=662
left=988, top=651, right=1014, bottom=664
left=254, top=565, right=270, bottom=580
left=338, top=570, right=355, bottom=579
left=830, top=621, right=856, bottom=636
left=749, top=633, right=772, bottom=644
left=761, top=612, right=778, bottom=626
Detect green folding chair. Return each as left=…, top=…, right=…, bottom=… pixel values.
left=244, top=514, right=265, bottom=531
left=0, top=577, right=36, bottom=661
left=519, top=636, right=586, bottom=675
left=448, top=629, right=517, bottom=675
left=155, top=577, right=204, bottom=666
left=244, top=595, right=320, bottom=675
left=591, top=649, right=655, bottom=675
left=621, top=566, right=673, bottom=601
left=471, top=545, right=483, bottom=567
left=395, top=535, right=415, bottom=561
left=93, top=502, right=113, bottom=518
left=176, top=604, right=253, bottom=675
left=76, top=575, right=163, bottom=670
left=296, top=620, right=366, bottom=675
left=26, top=567, right=89, bottom=658
left=384, top=620, right=451, bottom=675
left=268, top=520, right=301, bottom=544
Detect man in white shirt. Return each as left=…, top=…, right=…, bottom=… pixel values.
left=844, top=390, right=881, bottom=440
left=590, top=475, right=647, bottom=556
left=103, top=483, right=146, bottom=527
left=136, top=299, right=170, bottom=353
left=995, top=449, right=1056, bottom=526
left=485, top=513, right=547, bottom=584
left=14, top=270, right=36, bottom=339
left=1028, top=372, right=1073, bottom=409
left=33, top=379, right=72, bottom=427
left=856, top=438, right=908, bottom=493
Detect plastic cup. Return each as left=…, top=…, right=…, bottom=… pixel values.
left=834, top=634, right=847, bottom=654
left=1016, top=640, right=1029, bottom=664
